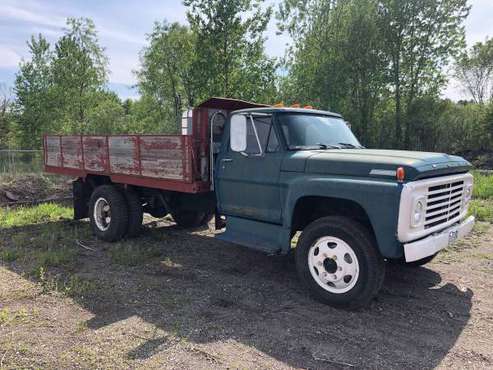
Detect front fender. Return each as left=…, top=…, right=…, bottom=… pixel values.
left=281, top=175, right=403, bottom=258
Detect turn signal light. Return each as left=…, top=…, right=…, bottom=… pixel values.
left=396, top=167, right=405, bottom=182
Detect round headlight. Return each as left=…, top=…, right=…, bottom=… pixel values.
left=413, top=200, right=423, bottom=223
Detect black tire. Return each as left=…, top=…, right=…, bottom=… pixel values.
left=124, top=188, right=143, bottom=238
left=295, top=216, right=385, bottom=309
left=402, top=253, right=438, bottom=267
left=89, top=185, right=128, bottom=242
left=171, top=210, right=212, bottom=228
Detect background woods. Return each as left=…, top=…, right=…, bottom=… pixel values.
left=1, top=0, right=493, bottom=166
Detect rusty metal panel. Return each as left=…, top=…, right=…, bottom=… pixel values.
left=61, top=136, right=82, bottom=169
left=108, top=136, right=139, bottom=175
left=140, top=136, right=185, bottom=180
left=83, top=136, right=108, bottom=172
left=46, top=136, right=62, bottom=167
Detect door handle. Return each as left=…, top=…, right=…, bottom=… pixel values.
left=221, top=158, right=233, bottom=163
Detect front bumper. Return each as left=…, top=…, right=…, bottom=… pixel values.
left=403, top=216, right=475, bottom=262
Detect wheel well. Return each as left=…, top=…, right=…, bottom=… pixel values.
left=291, top=196, right=375, bottom=237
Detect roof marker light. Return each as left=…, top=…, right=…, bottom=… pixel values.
left=396, top=167, right=405, bottom=182
left=304, top=105, right=313, bottom=109
left=291, top=103, right=301, bottom=108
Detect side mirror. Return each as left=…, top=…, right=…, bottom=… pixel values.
left=230, top=114, right=247, bottom=152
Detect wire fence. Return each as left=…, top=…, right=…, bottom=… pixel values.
left=0, top=150, right=43, bottom=175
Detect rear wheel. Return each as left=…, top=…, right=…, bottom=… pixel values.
left=171, top=210, right=212, bottom=228
left=124, top=188, right=143, bottom=238
left=295, top=216, right=385, bottom=309
left=89, top=185, right=128, bottom=242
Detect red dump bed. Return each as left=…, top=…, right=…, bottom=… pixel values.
left=43, top=134, right=209, bottom=193
left=43, top=98, right=269, bottom=194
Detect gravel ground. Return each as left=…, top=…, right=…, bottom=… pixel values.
left=0, top=217, right=492, bottom=369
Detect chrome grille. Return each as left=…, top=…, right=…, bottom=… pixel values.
left=425, top=180, right=464, bottom=229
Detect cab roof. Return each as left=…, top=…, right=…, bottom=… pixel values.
left=197, top=97, right=342, bottom=118
left=231, top=106, right=343, bottom=118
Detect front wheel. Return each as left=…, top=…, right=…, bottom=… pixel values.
left=295, top=216, right=385, bottom=309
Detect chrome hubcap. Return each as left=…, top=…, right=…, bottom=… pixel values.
left=94, top=197, right=111, bottom=231
left=308, top=236, right=359, bottom=294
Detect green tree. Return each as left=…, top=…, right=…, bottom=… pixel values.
left=185, top=0, right=277, bottom=102
left=13, top=34, right=53, bottom=148
left=0, top=84, right=13, bottom=149
left=51, top=17, right=108, bottom=133
left=378, top=0, right=469, bottom=147
left=277, top=0, right=387, bottom=145
left=138, top=22, right=196, bottom=132
left=455, top=39, right=493, bottom=104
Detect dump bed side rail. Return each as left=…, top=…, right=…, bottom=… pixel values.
left=43, top=134, right=209, bottom=193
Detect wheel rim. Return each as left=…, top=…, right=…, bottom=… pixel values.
left=94, top=197, right=111, bottom=231
left=308, top=236, right=360, bottom=294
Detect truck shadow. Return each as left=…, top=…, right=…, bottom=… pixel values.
left=2, top=220, right=473, bottom=369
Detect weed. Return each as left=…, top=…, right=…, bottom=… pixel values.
left=469, top=200, right=493, bottom=223
left=472, top=171, right=493, bottom=200
left=0, top=307, right=28, bottom=326
left=0, top=249, right=19, bottom=262
left=63, top=275, right=99, bottom=298
left=0, top=203, right=73, bottom=228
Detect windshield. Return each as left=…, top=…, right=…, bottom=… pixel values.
left=277, top=113, right=362, bottom=150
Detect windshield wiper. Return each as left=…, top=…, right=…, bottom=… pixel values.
left=337, top=142, right=365, bottom=149
left=288, top=145, right=325, bottom=151
left=316, top=143, right=342, bottom=149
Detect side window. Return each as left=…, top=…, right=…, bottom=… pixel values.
left=232, top=114, right=273, bottom=155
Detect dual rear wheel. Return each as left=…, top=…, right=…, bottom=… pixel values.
left=89, top=185, right=139, bottom=242
left=89, top=185, right=211, bottom=241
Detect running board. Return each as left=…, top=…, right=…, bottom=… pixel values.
left=215, top=216, right=290, bottom=255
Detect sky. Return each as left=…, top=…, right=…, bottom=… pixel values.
left=0, top=0, right=491, bottom=101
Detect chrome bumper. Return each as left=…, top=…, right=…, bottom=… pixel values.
left=403, top=216, right=475, bottom=262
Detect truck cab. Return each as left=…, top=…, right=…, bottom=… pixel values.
left=213, top=106, right=474, bottom=308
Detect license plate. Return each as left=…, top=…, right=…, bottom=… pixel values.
left=448, top=229, right=458, bottom=245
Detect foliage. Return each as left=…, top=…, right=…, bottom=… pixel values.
left=13, top=34, right=54, bottom=149
left=185, top=0, right=277, bottom=103
left=278, top=0, right=470, bottom=148
left=51, top=18, right=109, bottom=133
left=138, top=22, right=197, bottom=133
left=455, top=39, right=493, bottom=104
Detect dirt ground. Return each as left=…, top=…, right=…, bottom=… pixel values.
left=0, top=174, right=70, bottom=205
left=1, top=216, right=492, bottom=369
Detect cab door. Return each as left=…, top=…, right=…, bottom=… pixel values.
left=215, top=112, right=283, bottom=224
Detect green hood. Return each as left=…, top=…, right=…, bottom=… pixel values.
left=281, top=149, right=471, bottom=181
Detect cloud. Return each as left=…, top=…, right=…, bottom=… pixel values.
left=0, top=46, right=21, bottom=68
left=0, top=3, right=64, bottom=29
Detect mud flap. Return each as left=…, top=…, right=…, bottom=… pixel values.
left=73, top=178, right=90, bottom=220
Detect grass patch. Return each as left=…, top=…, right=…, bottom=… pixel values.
left=0, top=203, right=73, bottom=228
left=469, top=199, right=493, bottom=223
left=472, top=171, right=493, bottom=200
left=0, top=307, right=29, bottom=326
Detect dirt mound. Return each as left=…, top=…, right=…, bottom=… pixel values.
left=0, top=174, right=71, bottom=205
